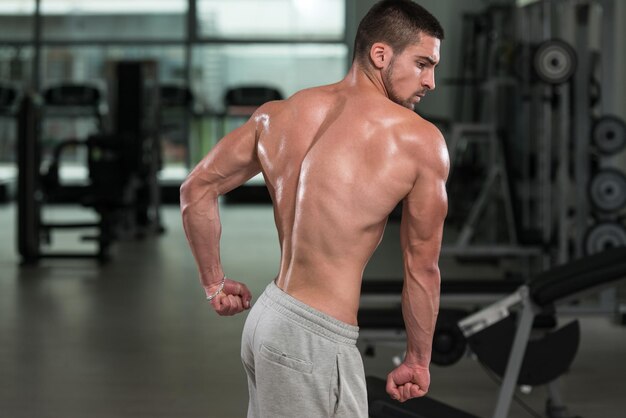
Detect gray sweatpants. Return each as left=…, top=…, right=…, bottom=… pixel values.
left=241, top=281, right=368, bottom=418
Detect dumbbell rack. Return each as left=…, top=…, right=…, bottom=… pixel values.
left=523, top=1, right=626, bottom=316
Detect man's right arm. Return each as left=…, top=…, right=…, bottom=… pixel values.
left=180, top=105, right=269, bottom=315
left=386, top=128, right=449, bottom=402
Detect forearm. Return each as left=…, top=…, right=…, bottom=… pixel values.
left=180, top=179, right=224, bottom=291
left=401, top=267, right=441, bottom=368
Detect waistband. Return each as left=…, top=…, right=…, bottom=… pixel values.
left=259, top=280, right=359, bottom=345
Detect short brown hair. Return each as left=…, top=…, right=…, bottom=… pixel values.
left=354, top=0, right=444, bottom=65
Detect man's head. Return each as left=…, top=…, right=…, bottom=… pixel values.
left=353, top=0, right=444, bottom=110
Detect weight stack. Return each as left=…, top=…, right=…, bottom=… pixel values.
left=586, top=115, right=626, bottom=255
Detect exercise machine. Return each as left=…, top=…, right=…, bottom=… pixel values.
left=17, top=91, right=133, bottom=262
left=366, top=247, right=626, bottom=418
left=109, top=61, right=164, bottom=236
left=17, top=61, right=164, bottom=263
left=39, top=82, right=107, bottom=202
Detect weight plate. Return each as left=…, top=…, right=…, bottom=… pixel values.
left=533, top=40, right=577, bottom=85
left=431, top=309, right=467, bottom=367
left=589, top=169, right=626, bottom=212
left=585, top=222, right=626, bottom=255
left=593, top=116, right=626, bottom=155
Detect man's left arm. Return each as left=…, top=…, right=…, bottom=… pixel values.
left=180, top=109, right=265, bottom=316
left=386, top=125, right=449, bottom=402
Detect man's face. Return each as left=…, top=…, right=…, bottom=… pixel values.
left=382, top=35, right=441, bottom=110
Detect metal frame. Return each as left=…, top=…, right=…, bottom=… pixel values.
left=459, top=286, right=574, bottom=418
left=447, top=123, right=521, bottom=249
left=572, top=2, right=592, bottom=258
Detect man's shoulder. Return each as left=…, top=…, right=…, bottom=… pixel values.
left=391, top=111, right=448, bottom=174
left=388, top=108, right=444, bottom=148
left=358, top=96, right=438, bottom=135
left=288, top=84, right=340, bottom=105
left=255, top=85, right=337, bottom=116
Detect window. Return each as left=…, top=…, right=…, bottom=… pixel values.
left=0, top=1, right=36, bottom=41
left=41, top=45, right=185, bottom=85
left=41, top=0, right=188, bottom=41
left=192, top=44, right=347, bottom=111
left=197, top=0, right=345, bottom=40
left=0, top=1, right=349, bottom=175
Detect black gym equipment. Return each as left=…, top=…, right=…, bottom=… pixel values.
left=17, top=95, right=134, bottom=262
left=224, top=86, right=282, bottom=109
left=533, top=39, right=577, bottom=85
left=584, top=222, right=626, bottom=255
left=17, top=94, right=41, bottom=264
left=466, top=314, right=578, bottom=387
left=43, top=83, right=105, bottom=127
left=39, top=83, right=106, bottom=202
left=0, top=84, right=21, bottom=115
left=592, top=116, right=626, bottom=155
left=17, top=61, right=164, bottom=263
left=368, top=375, right=480, bottom=418
left=588, top=169, right=626, bottom=213
left=366, top=247, right=626, bottom=418
left=111, top=61, right=163, bottom=235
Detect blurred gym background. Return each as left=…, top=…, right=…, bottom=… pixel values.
left=0, top=1, right=625, bottom=417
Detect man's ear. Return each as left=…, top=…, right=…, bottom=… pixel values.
left=369, top=42, right=393, bottom=70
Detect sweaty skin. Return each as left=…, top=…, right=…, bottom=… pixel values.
left=181, top=35, right=448, bottom=403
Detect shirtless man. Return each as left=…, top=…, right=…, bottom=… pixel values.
left=180, top=1, right=447, bottom=416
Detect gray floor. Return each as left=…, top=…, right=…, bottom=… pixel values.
left=1, top=203, right=625, bottom=418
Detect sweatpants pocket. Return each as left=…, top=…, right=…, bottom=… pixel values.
left=331, top=354, right=342, bottom=415
left=332, top=349, right=368, bottom=418
left=259, top=343, right=314, bottom=374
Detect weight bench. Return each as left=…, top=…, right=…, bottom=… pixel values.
left=366, top=247, right=626, bottom=418
left=359, top=278, right=525, bottom=366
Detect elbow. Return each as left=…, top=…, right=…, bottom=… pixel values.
left=424, top=264, right=441, bottom=277
left=179, top=176, right=194, bottom=209
left=405, top=253, right=441, bottom=278
left=405, top=262, right=441, bottom=288
left=415, top=265, right=441, bottom=282
left=179, top=175, right=218, bottom=212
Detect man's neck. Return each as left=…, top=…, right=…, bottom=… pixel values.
left=343, top=63, right=390, bottom=100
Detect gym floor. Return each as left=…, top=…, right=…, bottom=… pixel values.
left=1, top=203, right=625, bottom=418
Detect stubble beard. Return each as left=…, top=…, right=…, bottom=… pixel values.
left=383, top=59, right=416, bottom=110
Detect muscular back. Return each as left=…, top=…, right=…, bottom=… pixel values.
left=253, top=84, right=447, bottom=324
left=181, top=29, right=447, bottom=404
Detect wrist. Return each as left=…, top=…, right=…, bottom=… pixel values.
left=203, top=277, right=225, bottom=291
left=204, top=276, right=226, bottom=301
left=404, top=352, right=430, bottom=369
left=200, top=266, right=225, bottom=288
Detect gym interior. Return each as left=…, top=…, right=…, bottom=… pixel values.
left=1, top=1, right=625, bottom=417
